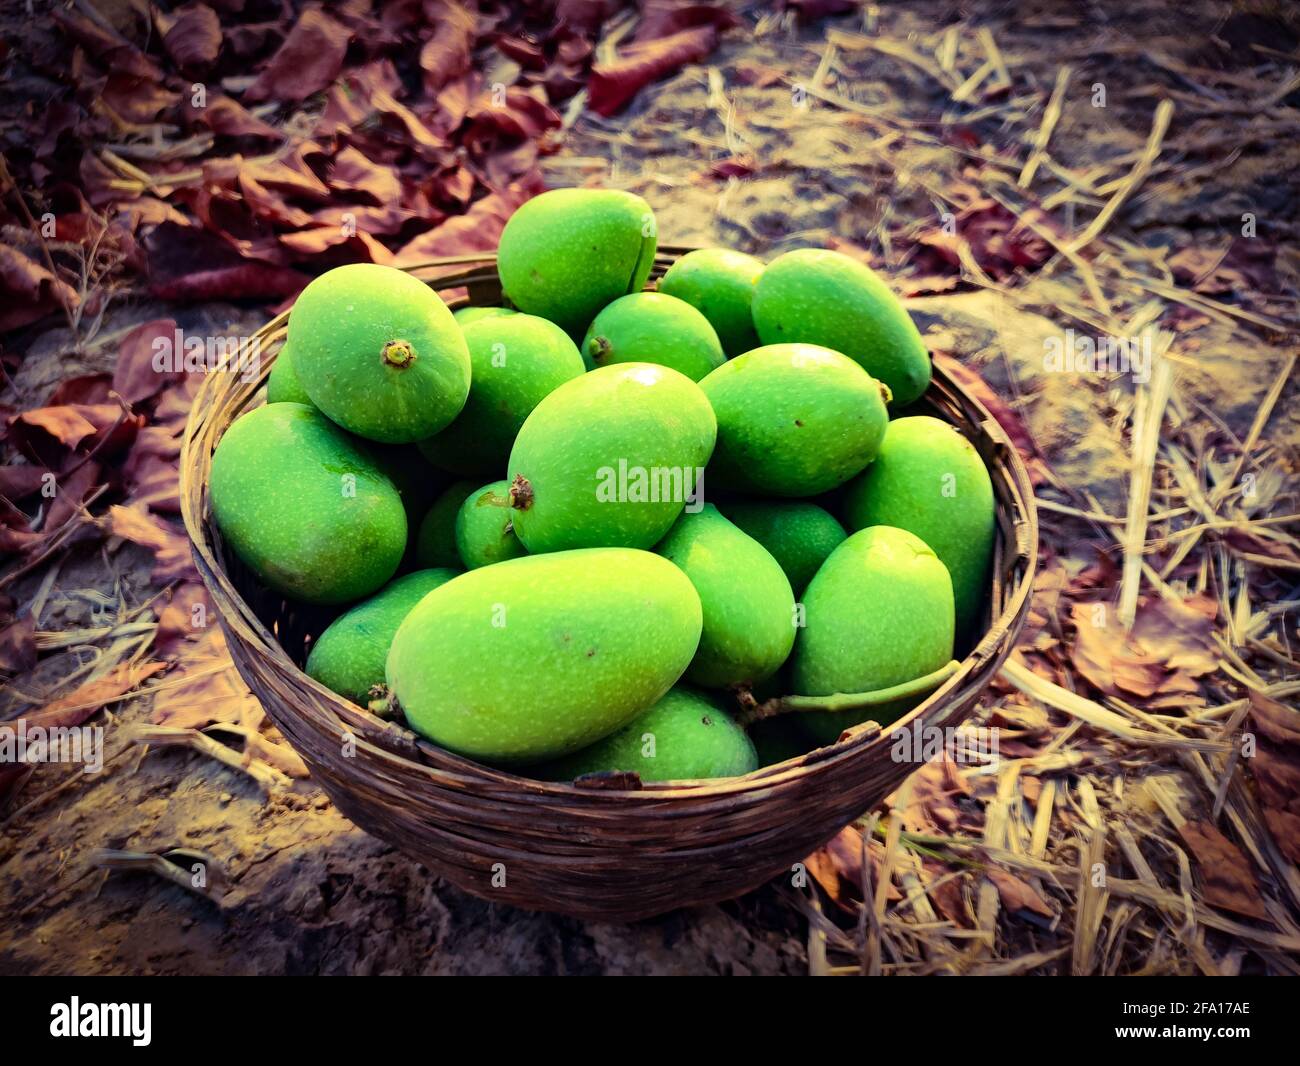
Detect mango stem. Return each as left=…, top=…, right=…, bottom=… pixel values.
left=508, top=474, right=534, bottom=511
left=367, top=683, right=401, bottom=719
left=734, top=660, right=961, bottom=728
left=381, top=339, right=416, bottom=368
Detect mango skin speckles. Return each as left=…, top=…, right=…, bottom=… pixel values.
left=386, top=548, right=703, bottom=764
left=656, top=504, right=795, bottom=689
left=793, top=526, right=955, bottom=744
left=455, top=480, right=526, bottom=569
left=265, top=342, right=314, bottom=406
left=497, top=189, right=657, bottom=337
left=752, top=248, right=932, bottom=406
left=306, top=568, right=459, bottom=703
left=419, top=313, right=585, bottom=478
left=581, top=291, right=725, bottom=381
left=842, top=415, right=995, bottom=638
left=507, top=362, right=717, bottom=554
left=209, top=403, right=408, bottom=605
left=717, top=499, right=847, bottom=595
left=700, top=343, right=888, bottom=497
left=657, top=247, right=764, bottom=358
left=288, top=263, right=471, bottom=444
left=536, top=686, right=758, bottom=782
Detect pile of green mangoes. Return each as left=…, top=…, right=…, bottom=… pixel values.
left=210, top=187, right=996, bottom=783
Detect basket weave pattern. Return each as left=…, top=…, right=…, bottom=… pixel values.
left=180, top=249, right=1039, bottom=921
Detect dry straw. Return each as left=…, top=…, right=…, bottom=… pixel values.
left=180, top=249, right=1039, bottom=921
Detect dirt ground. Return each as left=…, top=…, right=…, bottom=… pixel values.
left=2, top=1, right=1297, bottom=975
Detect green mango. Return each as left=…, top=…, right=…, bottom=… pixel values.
left=843, top=416, right=995, bottom=637
left=657, top=247, right=764, bottom=357
left=718, top=499, right=847, bottom=595
left=751, top=248, right=931, bottom=406
left=288, top=263, right=471, bottom=443
left=210, top=403, right=407, bottom=605
left=792, top=526, right=954, bottom=745
left=453, top=305, right=516, bottom=325
left=507, top=363, right=716, bottom=553
left=581, top=292, right=725, bottom=381
left=419, top=313, right=585, bottom=477
left=656, top=504, right=795, bottom=688
left=699, top=343, right=888, bottom=496
left=455, top=480, right=527, bottom=569
left=266, top=342, right=313, bottom=406
left=387, top=548, right=703, bottom=763
left=305, top=568, right=458, bottom=703
left=414, top=480, right=478, bottom=568
left=537, top=686, right=757, bottom=782
left=498, top=188, right=657, bottom=336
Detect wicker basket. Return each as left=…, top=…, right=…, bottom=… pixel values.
left=180, top=247, right=1038, bottom=922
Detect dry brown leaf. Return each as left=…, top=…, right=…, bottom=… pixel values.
left=1070, top=601, right=1166, bottom=697
left=0, top=615, right=38, bottom=673
left=152, top=628, right=262, bottom=733
left=153, top=628, right=308, bottom=779
left=806, top=826, right=901, bottom=910
left=241, top=729, right=309, bottom=779
left=1248, top=691, right=1300, bottom=865
left=922, top=858, right=971, bottom=927
left=23, top=660, right=167, bottom=731
left=104, top=503, right=196, bottom=583
left=154, top=582, right=212, bottom=659
left=1176, top=819, right=1268, bottom=919
left=892, top=754, right=973, bottom=836
left=985, top=867, right=1054, bottom=918
left=1128, top=594, right=1219, bottom=679
left=1068, top=596, right=1217, bottom=700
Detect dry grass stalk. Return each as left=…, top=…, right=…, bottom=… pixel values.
left=1068, top=99, right=1175, bottom=252
left=88, top=847, right=225, bottom=903
left=1118, top=331, right=1176, bottom=628
left=122, top=724, right=289, bottom=789
left=1019, top=65, right=1072, bottom=186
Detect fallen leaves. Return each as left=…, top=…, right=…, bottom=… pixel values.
left=1176, top=819, right=1267, bottom=919
left=0, top=614, right=37, bottom=673
left=1068, top=596, right=1218, bottom=700
left=1, top=0, right=737, bottom=329
left=589, top=25, right=727, bottom=116
left=893, top=754, right=973, bottom=837
left=152, top=629, right=262, bottom=733
left=914, top=197, right=1055, bottom=282
left=394, top=178, right=544, bottom=265
left=0, top=244, right=80, bottom=333
left=112, top=319, right=183, bottom=405
left=156, top=3, right=223, bottom=75
left=806, top=825, right=901, bottom=911
left=986, top=867, right=1054, bottom=918
left=103, top=503, right=197, bottom=584
left=10, top=405, right=107, bottom=451
left=1247, top=691, right=1300, bottom=865
left=21, top=660, right=168, bottom=732
left=152, top=627, right=310, bottom=779
left=244, top=9, right=354, bottom=105
left=932, top=352, right=1049, bottom=486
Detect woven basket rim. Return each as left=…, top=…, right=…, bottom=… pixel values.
left=179, top=251, right=1039, bottom=803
